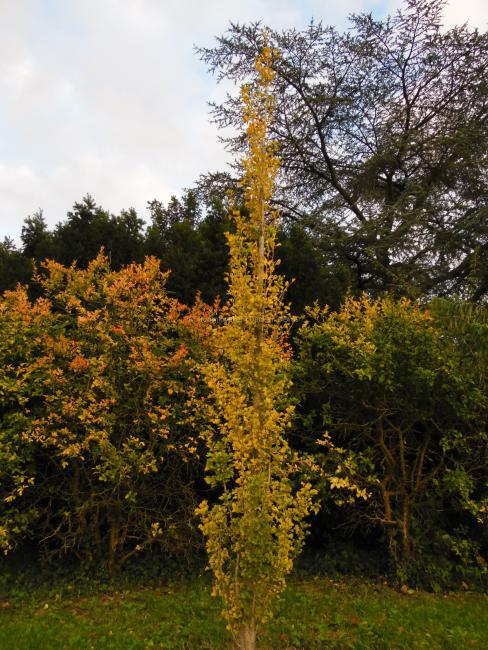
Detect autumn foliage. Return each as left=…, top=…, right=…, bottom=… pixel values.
left=1, top=55, right=487, bottom=606
left=294, top=295, right=488, bottom=584
left=0, top=254, right=487, bottom=593
left=0, top=253, right=205, bottom=566
left=196, top=48, right=317, bottom=649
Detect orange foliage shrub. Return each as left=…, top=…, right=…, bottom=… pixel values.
left=0, top=253, right=207, bottom=567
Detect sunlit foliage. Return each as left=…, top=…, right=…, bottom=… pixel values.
left=197, top=48, right=317, bottom=649
left=0, top=253, right=205, bottom=566
left=295, top=295, right=488, bottom=586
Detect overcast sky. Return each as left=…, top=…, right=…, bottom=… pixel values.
left=1, top=0, right=487, bottom=242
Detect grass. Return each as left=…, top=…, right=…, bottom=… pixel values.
left=1, top=571, right=487, bottom=649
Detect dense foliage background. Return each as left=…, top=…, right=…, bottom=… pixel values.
left=1, top=0, right=487, bottom=591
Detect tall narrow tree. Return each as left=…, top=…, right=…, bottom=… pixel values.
left=197, top=48, right=316, bottom=650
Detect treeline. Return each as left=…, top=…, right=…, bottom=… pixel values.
left=3, top=0, right=488, bottom=309
left=0, top=254, right=486, bottom=588
left=0, top=192, right=345, bottom=313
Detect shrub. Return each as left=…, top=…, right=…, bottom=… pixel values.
left=0, top=254, right=206, bottom=567
left=294, top=295, right=488, bottom=586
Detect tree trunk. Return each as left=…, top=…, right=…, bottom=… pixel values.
left=236, top=621, right=256, bottom=650
left=381, top=483, right=398, bottom=561
left=401, top=496, right=411, bottom=559
left=108, top=520, right=120, bottom=573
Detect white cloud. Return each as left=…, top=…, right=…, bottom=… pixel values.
left=442, top=0, right=488, bottom=28
left=0, top=0, right=486, bottom=241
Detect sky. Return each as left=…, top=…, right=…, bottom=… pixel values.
left=1, top=0, right=487, bottom=242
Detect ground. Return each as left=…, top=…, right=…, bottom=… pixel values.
left=1, top=574, right=487, bottom=649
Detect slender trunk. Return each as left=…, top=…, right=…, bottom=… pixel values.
left=401, top=496, right=411, bottom=559
left=236, top=620, right=256, bottom=650
left=252, top=192, right=266, bottom=428
left=382, top=484, right=397, bottom=560
left=108, top=520, right=119, bottom=573
left=71, top=460, right=86, bottom=537
left=255, top=189, right=265, bottom=348
left=93, top=508, right=102, bottom=560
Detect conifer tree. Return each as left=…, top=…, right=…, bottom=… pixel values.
left=197, top=48, right=316, bottom=650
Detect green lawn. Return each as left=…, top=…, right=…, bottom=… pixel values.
left=1, top=575, right=487, bottom=649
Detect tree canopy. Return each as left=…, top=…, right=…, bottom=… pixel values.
left=198, top=0, right=488, bottom=300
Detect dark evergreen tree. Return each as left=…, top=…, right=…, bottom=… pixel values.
left=0, top=238, right=32, bottom=294
left=198, top=0, right=488, bottom=300
left=21, top=210, right=58, bottom=261
left=53, top=196, right=145, bottom=270
left=145, top=191, right=206, bottom=304
left=278, top=223, right=350, bottom=313
left=54, top=195, right=112, bottom=268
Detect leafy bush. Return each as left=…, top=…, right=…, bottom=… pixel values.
left=0, top=253, right=206, bottom=567
left=294, top=295, right=488, bottom=587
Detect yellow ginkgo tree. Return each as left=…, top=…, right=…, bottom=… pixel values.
left=197, top=47, right=317, bottom=650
